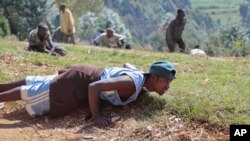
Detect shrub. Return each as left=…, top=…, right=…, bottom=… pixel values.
left=0, top=16, right=10, bottom=37
left=204, top=23, right=250, bottom=57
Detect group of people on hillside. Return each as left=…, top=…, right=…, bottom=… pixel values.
left=27, top=2, right=205, bottom=57
left=28, top=3, right=132, bottom=56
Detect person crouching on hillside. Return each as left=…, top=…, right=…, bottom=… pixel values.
left=0, top=61, right=175, bottom=127
left=94, top=28, right=132, bottom=49
left=27, top=22, right=67, bottom=56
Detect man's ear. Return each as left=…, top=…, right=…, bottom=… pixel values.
left=150, top=74, right=158, bottom=81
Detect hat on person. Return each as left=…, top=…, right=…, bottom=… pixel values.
left=147, top=61, right=176, bottom=80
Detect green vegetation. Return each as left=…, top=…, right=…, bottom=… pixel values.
left=0, top=15, right=10, bottom=37
left=190, top=0, right=244, bottom=22
left=0, top=40, right=249, bottom=126
left=190, top=0, right=245, bottom=9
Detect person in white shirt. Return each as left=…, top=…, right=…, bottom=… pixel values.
left=94, top=28, right=131, bottom=49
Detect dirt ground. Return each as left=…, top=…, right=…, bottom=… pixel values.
left=0, top=102, right=229, bottom=141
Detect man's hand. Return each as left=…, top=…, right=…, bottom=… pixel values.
left=94, top=115, right=111, bottom=127
left=68, top=29, right=72, bottom=34
left=115, top=39, right=121, bottom=48
left=37, top=44, right=48, bottom=53
left=38, top=42, right=46, bottom=47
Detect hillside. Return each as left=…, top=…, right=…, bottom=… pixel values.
left=190, top=0, right=245, bottom=22
left=103, top=0, right=250, bottom=56
left=0, top=40, right=249, bottom=140
left=1, top=0, right=250, bottom=56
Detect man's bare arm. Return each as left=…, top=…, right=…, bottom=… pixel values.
left=88, top=75, right=135, bottom=126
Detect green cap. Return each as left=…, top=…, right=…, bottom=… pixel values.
left=148, top=61, right=176, bottom=80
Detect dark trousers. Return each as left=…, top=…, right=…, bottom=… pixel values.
left=28, top=44, right=67, bottom=56
left=63, top=33, right=75, bottom=44
left=167, top=38, right=186, bottom=52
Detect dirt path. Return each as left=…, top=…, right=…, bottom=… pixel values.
left=0, top=103, right=229, bottom=141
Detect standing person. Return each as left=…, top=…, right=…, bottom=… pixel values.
left=0, top=61, right=176, bottom=127
left=59, top=3, right=76, bottom=44
left=166, top=9, right=186, bottom=53
left=94, top=28, right=131, bottom=49
left=28, top=22, right=67, bottom=56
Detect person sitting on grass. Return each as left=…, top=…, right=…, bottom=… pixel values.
left=94, top=28, right=132, bottom=49
left=28, top=22, right=67, bottom=56
left=0, top=61, right=176, bottom=127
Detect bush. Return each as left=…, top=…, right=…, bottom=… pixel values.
left=220, top=23, right=248, bottom=48
left=204, top=23, right=250, bottom=57
left=0, top=16, right=10, bottom=37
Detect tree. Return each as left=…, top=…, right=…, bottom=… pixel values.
left=0, top=0, right=50, bottom=40
left=204, top=23, right=250, bottom=57
left=220, top=23, right=248, bottom=48
left=0, top=15, right=10, bottom=37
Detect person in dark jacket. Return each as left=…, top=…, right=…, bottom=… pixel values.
left=0, top=61, right=176, bottom=127
left=165, top=9, right=186, bottom=52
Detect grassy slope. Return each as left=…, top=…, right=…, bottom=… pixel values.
left=190, top=0, right=244, bottom=9
left=190, top=0, right=245, bottom=22
left=0, top=39, right=249, bottom=126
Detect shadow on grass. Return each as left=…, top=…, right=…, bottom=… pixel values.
left=0, top=93, right=166, bottom=131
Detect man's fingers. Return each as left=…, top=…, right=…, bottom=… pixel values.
left=103, top=118, right=110, bottom=126
left=98, top=118, right=111, bottom=127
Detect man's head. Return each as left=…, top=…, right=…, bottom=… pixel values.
left=106, top=28, right=114, bottom=38
left=60, top=3, right=66, bottom=12
left=146, top=61, right=176, bottom=95
left=177, top=9, right=185, bottom=19
left=37, top=22, right=49, bottom=38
